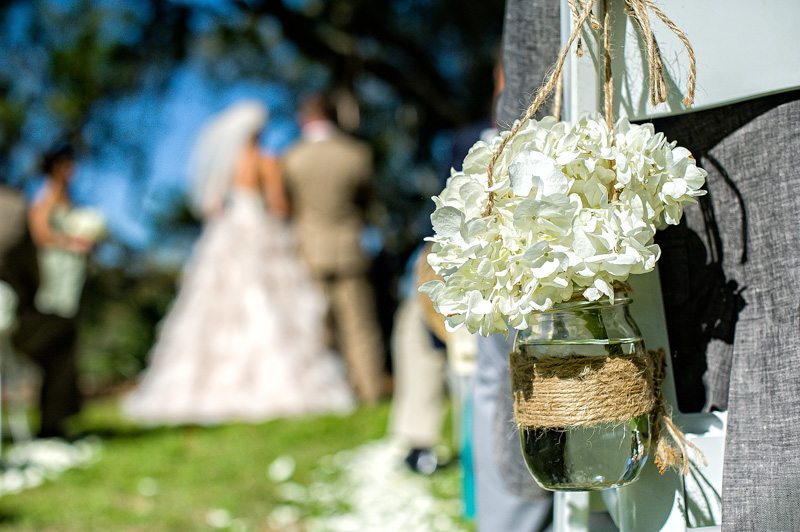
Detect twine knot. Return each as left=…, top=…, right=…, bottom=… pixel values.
left=650, top=348, right=708, bottom=475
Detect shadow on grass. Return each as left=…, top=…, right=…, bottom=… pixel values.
left=68, top=422, right=235, bottom=441
left=0, top=507, right=20, bottom=525
left=66, top=399, right=391, bottom=443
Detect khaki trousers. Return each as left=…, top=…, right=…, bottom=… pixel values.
left=388, top=296, right=446, bottom=448
left=317, top=273, right=384, bottom=402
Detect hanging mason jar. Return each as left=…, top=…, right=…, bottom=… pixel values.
left=511, top=292, right=654, bottom=491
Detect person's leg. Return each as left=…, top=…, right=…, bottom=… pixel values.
left=313, top=275, right=337, bottom=351
left=12, top=311, right=81, bottom=437
left=388, top=296, right=446, bottom=448
left=330, top=274, right=385, bottom=402
left=36, top=343, right=81, bottom=438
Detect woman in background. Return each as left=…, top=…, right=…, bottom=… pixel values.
left=123, top=101, right=354, bottom=424
left=16, top=144, right=92, bottom=438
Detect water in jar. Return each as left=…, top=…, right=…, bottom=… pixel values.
left=517, top=338, right=651, bottom=491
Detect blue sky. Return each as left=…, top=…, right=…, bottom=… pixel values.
left=40, top=65, right=301, bottom=251
left=3, top=0, right=303, bottom=254
left=2, top=0, right=491, bottom=265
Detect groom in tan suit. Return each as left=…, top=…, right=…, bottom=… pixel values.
left=282, top=94, right=385, bottom=402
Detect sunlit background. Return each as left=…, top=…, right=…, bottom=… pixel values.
left=0, top=0, right=503, bottom=529
left=1, top=0, right=503, bottom=390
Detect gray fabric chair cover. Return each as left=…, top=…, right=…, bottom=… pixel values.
left=488, top=0, right=800, bottom=529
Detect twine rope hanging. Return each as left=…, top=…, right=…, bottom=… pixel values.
left=500, top=1, right=703, bottom=477
left=483, top=0, right=697, bottom=217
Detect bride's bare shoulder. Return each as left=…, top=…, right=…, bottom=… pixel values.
left=231, top=142, right=262, bottom=190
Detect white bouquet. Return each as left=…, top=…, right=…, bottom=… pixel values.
left=34, top=207, right=105, bottom=318
left=421, top=114, right=706, bottom=336
left=62, top=207, right=107, bottom=242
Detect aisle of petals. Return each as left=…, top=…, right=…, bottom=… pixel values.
left=266, top=440, right=466, bottom=532
left=0, top=438, right=100, bottom=496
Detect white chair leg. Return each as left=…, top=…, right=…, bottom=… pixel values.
left=1, top=347, right=36, bottom=443
left=554, top=491, right=591, bottom=532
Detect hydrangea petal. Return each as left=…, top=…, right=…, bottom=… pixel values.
left=430, top=206, right=464, bottom=238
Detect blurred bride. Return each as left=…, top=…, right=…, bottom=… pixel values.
left=123, top=101, right=354, bottom=424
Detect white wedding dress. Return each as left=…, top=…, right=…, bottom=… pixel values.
left=122, top=188, right=355, bottom=424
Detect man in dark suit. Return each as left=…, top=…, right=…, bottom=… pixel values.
left=0, top=182, right=81, bottom=439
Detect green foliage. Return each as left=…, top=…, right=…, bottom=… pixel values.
left=0, top=98, right=24, bottom=150
left=78, top=265, right=178, bottom=394
left=0, top=0, right=503, bottom=170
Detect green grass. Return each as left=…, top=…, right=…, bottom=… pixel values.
left=0, top=398, right=466, bottom=531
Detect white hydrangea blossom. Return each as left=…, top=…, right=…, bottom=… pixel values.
left=421, top=114, right=706, bottom=336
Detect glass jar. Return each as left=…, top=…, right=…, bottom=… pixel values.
left=513, top=295, right=651, bottom=491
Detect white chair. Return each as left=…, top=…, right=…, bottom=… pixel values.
left=551, top=270, right=726, bottom=531
left=548, top=0, right=775, bottom=524
left=446, top=328, right=477, bottom=452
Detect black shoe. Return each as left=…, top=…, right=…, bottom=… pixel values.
left=36, top=427, right=69, bottom=440
left=404, top=447, right=439, bottom=475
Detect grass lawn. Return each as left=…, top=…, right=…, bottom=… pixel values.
left=0, top=398, right=468, bottom=531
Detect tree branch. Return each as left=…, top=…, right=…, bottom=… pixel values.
left=236, top=0, right=463, bottom=127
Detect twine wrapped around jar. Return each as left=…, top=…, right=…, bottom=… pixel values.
left=511, top=351, right=655, bottom=428
left=511, top=347, right=706, bottom=475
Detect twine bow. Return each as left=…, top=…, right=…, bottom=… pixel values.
left=483, top=0, right=697, bottom=217
left=650, top=348, right=708, bottom=475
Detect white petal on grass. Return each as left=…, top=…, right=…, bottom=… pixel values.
left=0, top=438, right=101, bottom=496
left=267, top=505, right=302, bottom=529
left=305, top=441, right=464, bottom=532
left=277, top=482, right=308, bottom=503
left=267, top=455, right=296, bottom=483
left=206, top=508, right=232, bottom=529
left=137, top=477, right=159, bottom=497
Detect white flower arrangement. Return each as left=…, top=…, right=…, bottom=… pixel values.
left=421, top=114, right=706, bottom=336
left=62, top=207, right=107, bottom=242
